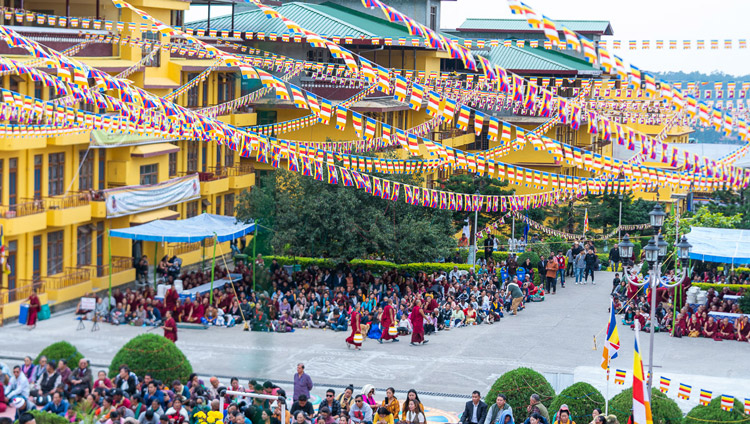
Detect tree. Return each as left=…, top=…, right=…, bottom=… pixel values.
left=108, top=334, right=193, bottom=383
left=549, top=382, right=605, bottom=423
left=608, top=388, right=682, bottom=424
left=236, top=168, right=457, bottom=263
left=705, top=188, right=750, bottom=229
left=485, top=367, right=555, bottom=414
left=35, top=341, right=83, bottom=366
left=441, top=174, right=514, bottom=242
left=685, top=397, right=749, bottom=424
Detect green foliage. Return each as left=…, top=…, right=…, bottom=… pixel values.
left=35, top=341, right=83, bottom=366
left=693, top=283, right=750, bottom=292
left=739, top=293, right=750, bottom=314
left=262, top=256, right=474, bottom=276
left=518, top=251, right=541, bottom=267
left=608, top=388, right=682, bottom=424
left=30, top=410, right=71, bottom=424
left=685, top=397, right=749, bottom=424
left=441, top=174, right=513, bottom=235
left=705, top=188, right=750, bottom=229
left=549, top=382, right=605, bottom=421
left=108, top=334, right=193, bottom=383
left=527, top=242, right=552, bottom=261
left=485, top=367, right=555, bottom=414
left=452, top=249, right=511, bottom=264
left=236, top=169, right=457, bottom=263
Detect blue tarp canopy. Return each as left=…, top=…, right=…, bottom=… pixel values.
left=686, top=226, right=750, bottom=265
left=110, top=213, right=255, bottom=243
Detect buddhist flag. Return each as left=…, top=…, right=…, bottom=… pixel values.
left=699, top=390, right=712, bottom=406
left=632, top=321, right=653, bottom=424
left=474, top=110, right=485, bottom=136
left=409, top=82, right=424, bottom=110
left=335, top=107, right=347, bottom=130
left=676, top=384, right=692, bottom=400
left=721, top=395, right=734, bottom=412
left=744, top=398, right=750, bottom=415
left=456, top=105, right=471, bottom=130
left=601, top=299, right=620, bottom=369
left=659, top=377, right=671, bottom=393
left=614, top=369, right=626, bottom=385
left=583, top=209, right=589, bottom=234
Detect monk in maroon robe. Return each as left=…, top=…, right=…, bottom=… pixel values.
left=735, top=316, right=750, bottom=341
left=702, top=317, right=721, bottom=341
left=165, top=284, right=179, bottom=313
left=27, top=289, right=41, bottom=329
left=379, top=299, right=398, bottom=342
left=346, top=305, right=363, bottom=350
left=163, top=311, right=178, bottom=342
left=719, top=318, right=735, bottom=340
left=410, top=298, right=428, bottom=345
left=673, top=313, right=688, bottom=337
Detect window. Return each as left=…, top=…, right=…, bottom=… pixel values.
left=186, top=73, right=200, bottom=108
left=186, top=200, right=199, bottom=218
left=141, top=31, right=161, bottom=67
left=48, top=153, right=65, bottom=196
left=429, top=5, right=438, bottom=30
left=216, top=144, right=222, bottom=168
left=217, top=73, right=236, bottom=104
left=202, top=145, right=207, bottom=172
left=224, top=146, right=234, bottom=167
left=224, top=193, right=235, bottom=216
left=33, top=235, right=41, bottom=280
left=169, top=151, right=177, bottom=177
left=215, top=195, right=222, bottom=216
left=47, top=230, right=64, bottom=275
left=139, top=164, right=158, bottom=185
left=77, top=226, right=91, bottom=266
left=79, top=150, right=94, bottom=191
left=0, top=159, right=3, bottom=203
left=187, top=140, right=199, bottom=172
left=9, top=158, right=17, bottom=205
left=555, top=125, right=578, bottom=145
left=98, top=149, right=106, bottom=190
left=7, top=240, right=16, bottom=291
left=34, top=155, right=42, bottom=199
left=96, top=222, right=104, bottom=268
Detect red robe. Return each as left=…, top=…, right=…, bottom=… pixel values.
left=703, top=321, right=721, bottom=341
left=163, top=317, right=178, bottom=342
left=27, top=294, right=41, bottom=326
left=346, top=311, right=362, bottom=347
left=165, top=288, right=179, bottom=313
left=737, top=321, right=750, bottom=341
left=380, top=304, right=398, bottom=341
left=410, top=305, right=425, bottom=344
left=719, top=321, right=735, bottom=340
left=675, top=316, right=688, bottom=337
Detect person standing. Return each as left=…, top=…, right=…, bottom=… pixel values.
left=379, top=298, right=399, bottom=343
left=163, top=311, right=177, bottom=343
left=409, top=299, right=428, bottom=346
left=346, top=305, right=363, bottom=350
left=584, top=249, right=598, bottom=285
left=26, top=289, right=41, bottom=330
left=484, top=235, right=494, bottom=261
left=545, top=256, right=558, bottom=295
left=574, top=251, right=586, bottom=285
left=507, top=279, right=524, bottom=316
left=555, top=252, right=566, bottom=288
left=293, top=363, right=313, bottom=402
left=461, top=391, right=488, bottom=424
left=609, top=244, right=620, bottom=272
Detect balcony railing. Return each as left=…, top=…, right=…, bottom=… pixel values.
left=223, top=164, right=255, bottom=177
left=179, top=169, right=228, bottom=182
left=0, top=200, right=45, bottom=218
left=87, top=256, right=133, bottom=278
left=44, top=267, right=92, bottom=290
left=166, top=238, right=216, bottom=257
left=29, top=192, right=92, bottom=210
left=0, top=280, right=44, bottom=305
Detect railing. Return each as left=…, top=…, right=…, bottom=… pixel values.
left=167, top=242, right=202, bottom=256
left=0, top=280, right=44, bottom=305
left=224, top=164, right=255, bottom=177
left=43, top=267, right=91, bottom=290
left=87, top=256, right=133, bottom=278
left=0, top=200, right=46, bottom=218
left=179, top=168, right=228, bottom=182
left=32, top=192, right=92, bottom=210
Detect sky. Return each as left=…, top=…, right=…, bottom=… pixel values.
left=185, top=0, right=750, bottom=76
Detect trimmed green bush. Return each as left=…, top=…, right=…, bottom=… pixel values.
left=693, top=283, right=750, bottom=292
left=34, top=341, right=83, bottom=366
left=108, top=334, right=193, bottom=383
left=609, top=388, right=683, bottom=424
left=517, top=251, right=541, bottom=268
left=30, top=410, right=70, bottom=424
left=485, top=367, right=555, bottom=414
left=685, top=397, right=749, bottom=424
left=549, top=382, right=605, bottom=422
left=262, top=256, right=474, bottom=276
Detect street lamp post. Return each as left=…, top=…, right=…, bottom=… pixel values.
left=472, top=190, right=480, bottom=271
left=618, top=194, right=623, bottom=243
left=619, top=203, right=691, bottom=392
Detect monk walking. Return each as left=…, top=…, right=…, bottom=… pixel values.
left=410, top=298, right=428, bottom=346
left=163, top=310, right=178, bottom=343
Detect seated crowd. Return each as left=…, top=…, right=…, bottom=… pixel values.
left=73, top=249, right=572, bottom=336
left=0, top=356, right=620, bottom=424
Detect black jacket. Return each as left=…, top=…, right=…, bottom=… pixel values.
left=461, top=400, right=488, bottom=424
left=585, top=253, right=598, bottom=268
left=609, top=247, right=620, bottom=261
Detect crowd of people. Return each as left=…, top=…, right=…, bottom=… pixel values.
left=0, top=356, right=623, bottom=424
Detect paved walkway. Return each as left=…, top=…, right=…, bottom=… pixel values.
left=2, top=271, right=748, bottom=413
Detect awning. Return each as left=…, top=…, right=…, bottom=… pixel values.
left=111, top=213, right=256, bottom=243
left=686, top=226, right=750, bottom=265
left=130, top=208, right=180, bottom=225
left=131, top=143, right=180, bottom=158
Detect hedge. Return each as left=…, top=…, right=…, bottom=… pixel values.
left=262, top=256, right=474, bottom=275
left=108, top=334, right=193, bottom=384
left=549, top=382, right=605, bottom=422
left=485, top=367, right=555, bottom=414
left=692, top=283, right=750, bottom=292
left=685, top=397, right=749, bottom=424
left=608, top=388, right=682, bottom=424
left=30, top=410, right=70, bottom=424
left=35, top=341, right=84, bottom=367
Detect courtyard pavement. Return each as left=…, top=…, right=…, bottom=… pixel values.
left=1, top=270, right=748, bottom=414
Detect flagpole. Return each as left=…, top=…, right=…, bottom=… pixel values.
left=605, top=362, right=610, bottom=415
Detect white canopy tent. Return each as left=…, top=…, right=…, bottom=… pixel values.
left=686, top=226, right=750, bottom=265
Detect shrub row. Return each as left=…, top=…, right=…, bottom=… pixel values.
left=262, top=255, right=474, bottom=275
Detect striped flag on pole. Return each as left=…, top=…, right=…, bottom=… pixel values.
left=699, top=390, right=712, bottom=406
left=659, top=377, right=671, bottom=393
left=744, top=398, right=750, bottom=414
left=677, top=384, right=692, bottom=400
left=632, top=321, right=653, bottom=424
left=614, top=369, right=626, bottom=385
left=721, top=395, right=734, bottom=412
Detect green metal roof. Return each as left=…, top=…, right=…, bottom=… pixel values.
left=478, top=45, right=600, bottom=74
left=457, top=18, right=613, bottom=35
left=186, top=1, right=454, bottom=40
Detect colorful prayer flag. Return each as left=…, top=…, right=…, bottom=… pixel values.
left=721, top=395, right=734, bottom=412
left=677, top=384, right=692, bottom=400
left=632, top=321, right=653, bottom=424
left=601, top=299, right=621, bottom=369
left=614, top=369, right=626, bottom=385
left=659, top=377, right=671, bottom=393
left=699, top=390, right=712, bottom=406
